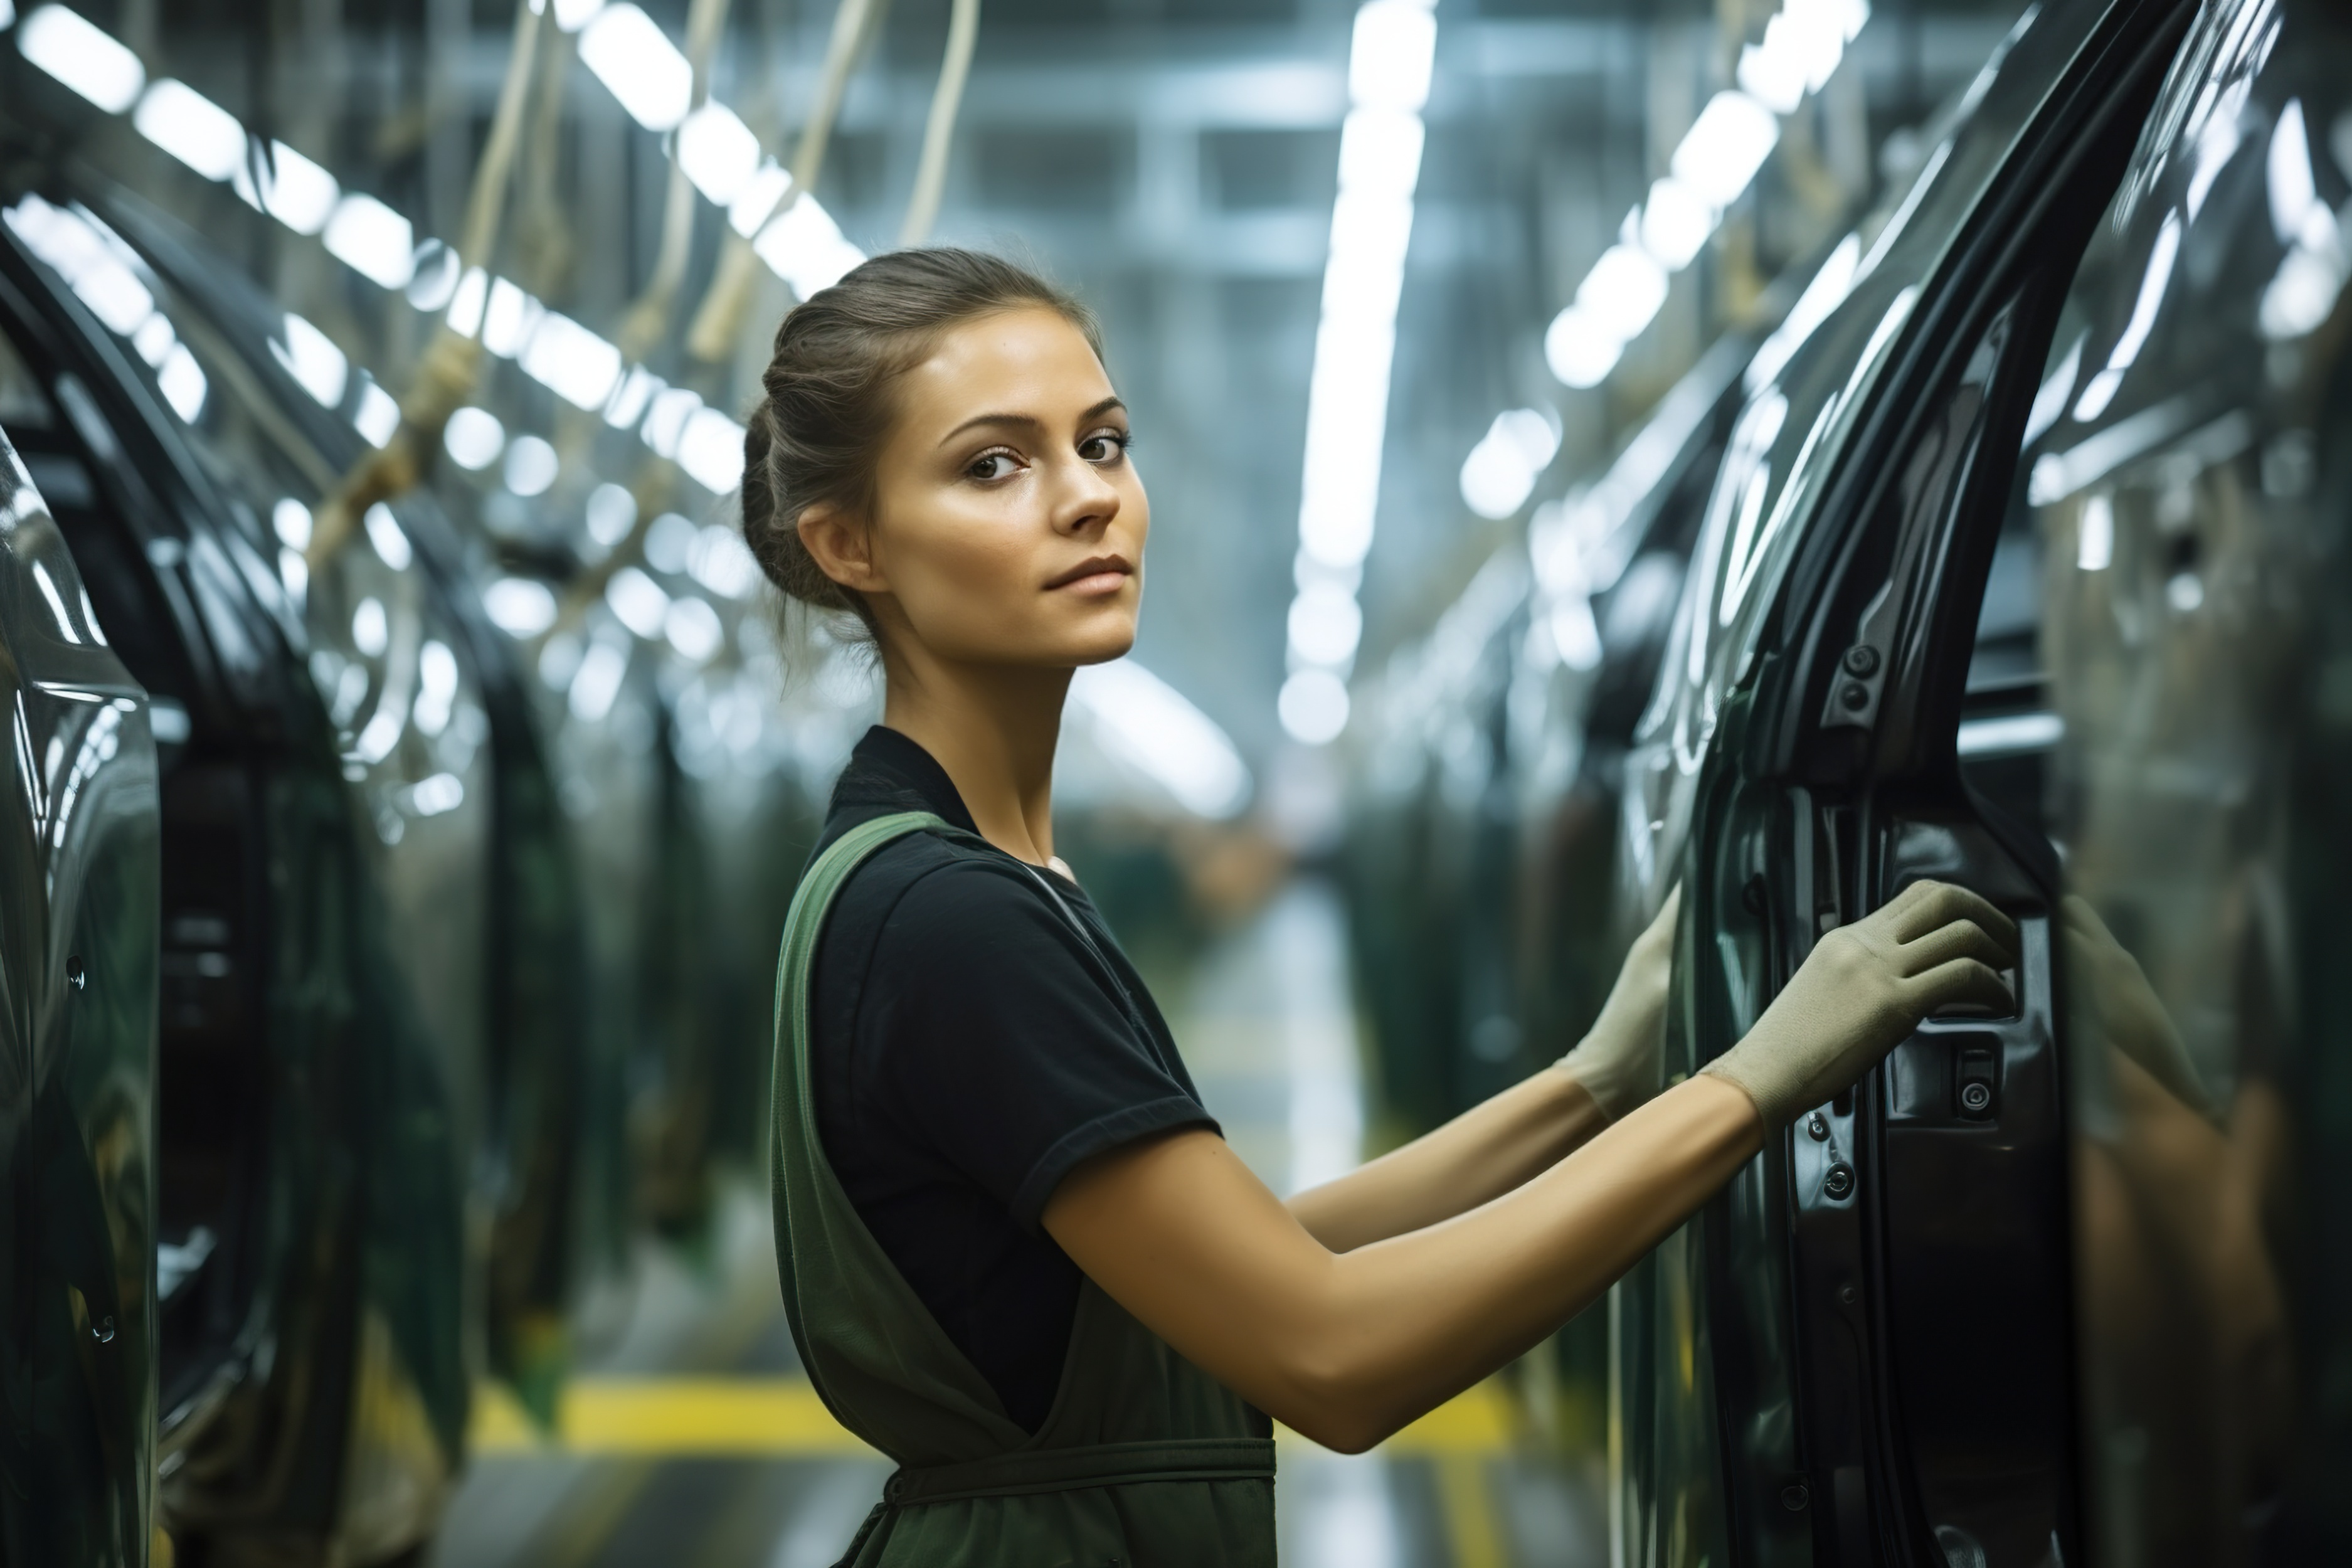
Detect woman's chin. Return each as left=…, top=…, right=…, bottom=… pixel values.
left=1067, top=629, right=1138, bottom=667
left=1052, top=610, right=1140, bottom=668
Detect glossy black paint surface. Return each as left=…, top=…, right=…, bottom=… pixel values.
left=0, top=423, right=160, bottom=1566
left=0, top=191, right=467, bottom=1559
left=0, top=141, right=825, bottom=1559
left=2023, top=0, right=2352, bottom=1554
left=1615, top=0, right=2203, bottom=1561
left=0, top=174, right=589, bottom=1559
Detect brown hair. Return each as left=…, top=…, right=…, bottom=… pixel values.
left=740, top=248, right=1101, bottom=634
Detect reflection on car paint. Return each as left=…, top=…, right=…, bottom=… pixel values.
left=2025, top=0, right=2350, bottom=1553
left=0, top=162, right=824, bottom=1562
left=0, top=424, right=161, bottom=1567
left=1626, top=0, right=2069, bottom=921
left=1594, top=0, right=2210, bottom=1561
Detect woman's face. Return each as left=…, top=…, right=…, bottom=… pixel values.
left=813, top=305, right=1147, bottom=672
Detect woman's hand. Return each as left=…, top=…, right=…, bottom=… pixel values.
left=1555, top=884, right=1680, bottom=1121
left=1701, top=879, right=2018, bottom=1128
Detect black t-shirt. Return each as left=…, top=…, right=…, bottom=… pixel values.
left=806, top=726, right=1218, bottom=1431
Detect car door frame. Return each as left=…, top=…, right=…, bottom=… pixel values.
left=1674, top=0, right=2205, bottom=1564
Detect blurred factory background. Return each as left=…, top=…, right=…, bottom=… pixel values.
left=0, top=0, right=2043, bottom=1564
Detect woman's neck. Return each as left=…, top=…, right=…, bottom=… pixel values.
left=881, top=654, right=1071, bottom=867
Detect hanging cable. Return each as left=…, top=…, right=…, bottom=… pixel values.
left=616, top=0, right=736, bottom=363
left=524, top=0, right=743, bottom=647
left=304, top=0, right=543, bottom=574
left=791, top=0, right=891, bottom=204
left=898, top=0, right=980, bottom=246
left=512, top=22, right=580, bottom=301
left=685, top=0, right=891, bottom=363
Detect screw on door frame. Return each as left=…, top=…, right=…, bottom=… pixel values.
left=1956, top=1046, right=1998, bottom=1122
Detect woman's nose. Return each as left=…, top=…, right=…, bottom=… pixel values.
left=1051, top=457, right=1121, bottom=536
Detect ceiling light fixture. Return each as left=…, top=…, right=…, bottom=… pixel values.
left=1281, top=0, right=1438, bottom=746
left=17, top=4, right=144, bottom=112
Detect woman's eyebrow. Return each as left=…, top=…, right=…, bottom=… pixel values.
left=938, top=396, right=1127, bottom=447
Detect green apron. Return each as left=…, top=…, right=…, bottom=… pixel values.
left=770, top=811, right=1278, bottom=1567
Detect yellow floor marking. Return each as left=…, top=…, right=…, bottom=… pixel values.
left=472, top=1379, right=869, bottom=1456
left=469, top=1376, right=1518, bottom=1460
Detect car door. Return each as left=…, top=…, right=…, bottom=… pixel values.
left=1612, top=0, right=2199, bottom=1563
left=0, top=178, right=509, bottom=1562
left=89, top=179, right=601, bottom=1419
left=0, top=416, right=161, bottom=1567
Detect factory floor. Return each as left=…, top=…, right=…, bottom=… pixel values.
left=428, top=880, right=1606, bottom=1568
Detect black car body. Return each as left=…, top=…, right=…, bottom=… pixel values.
left=3, top=177, right=509, bottom=1562
left=1608, top=0, right=2352, bottom=1558
left=0, top=420, right=159, bottom=1567
left=0, top=161, right=699, bottom=1560
left=0, top=132, right=846, bottom=1555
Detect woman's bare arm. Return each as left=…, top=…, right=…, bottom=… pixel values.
left=1045, top=879, right=2015, bottom=1454
left=1048, top=1078, right=1759, bottom=1453
left=1286, top=1067, right=1609, bottom=1253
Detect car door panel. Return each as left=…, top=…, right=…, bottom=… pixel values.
left=1618, top=0, right=2203, bottom=1562
left=0, top=419, right=161, bottom=1568
left=1783, top=277, right=2081, bottom=1568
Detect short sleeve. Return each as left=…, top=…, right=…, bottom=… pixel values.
left=859, top=859, right=1217, bottom=1229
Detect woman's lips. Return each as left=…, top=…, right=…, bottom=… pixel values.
left=1047, top=557, right=1133, bottom=593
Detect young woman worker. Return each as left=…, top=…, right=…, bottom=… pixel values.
left=744, top=250, right=2017, bottom=1567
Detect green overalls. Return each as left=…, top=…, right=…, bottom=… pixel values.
left=770, top=812, right=1278, bottom=1567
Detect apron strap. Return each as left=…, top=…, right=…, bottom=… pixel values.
left=882, top=1437, right=1278, bottom=1508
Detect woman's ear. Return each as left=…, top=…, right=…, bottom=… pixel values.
left=798, top=502, right=887, bottom=595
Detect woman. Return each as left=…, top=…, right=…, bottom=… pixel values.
left=744, top=249, right=2016, bottom=1566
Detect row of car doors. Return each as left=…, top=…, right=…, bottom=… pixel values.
left=0, top=159, right=812, bottom=1564
left=1606, top=0, right=2350, bottom=1560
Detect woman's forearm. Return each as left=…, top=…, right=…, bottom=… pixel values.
left=1047, top=1075, right=1761, bottom=1453
left=1286, top=1066, right=1610, bottom=1252
left=1282, top=1075, right=1758, bottom=1447
left=1285, top=887, right=1682, bottom=1253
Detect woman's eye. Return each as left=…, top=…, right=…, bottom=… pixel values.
left=1080, top=432, right=1130, bottom=464
left=967, top=452, right=1019, bottom=481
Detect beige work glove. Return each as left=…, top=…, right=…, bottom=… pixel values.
left=1700, top=880, right=2018, bottom=1130
left=1555, top=885, right=1681, bottom=1121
